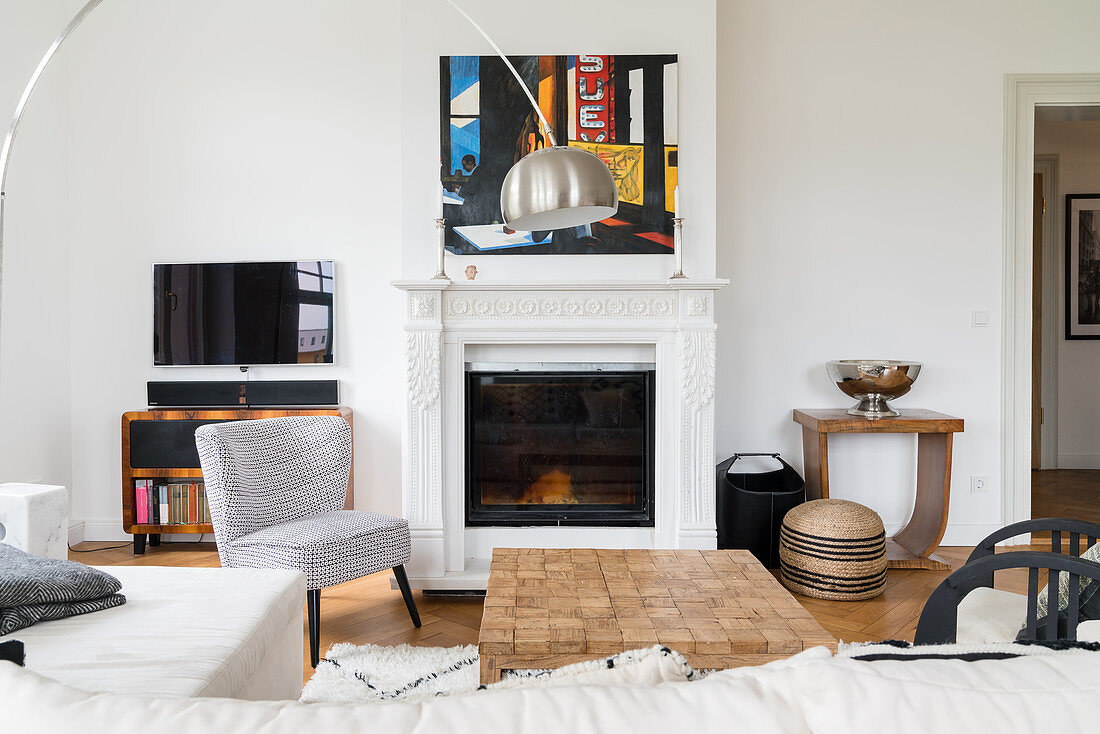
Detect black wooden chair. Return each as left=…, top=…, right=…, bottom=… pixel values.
left=914, top=518, right=1100, bottom=644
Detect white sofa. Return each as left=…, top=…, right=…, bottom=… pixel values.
left=0, top=565, right=305, bottom=700
left=6, top=645, right=1100, bottom=734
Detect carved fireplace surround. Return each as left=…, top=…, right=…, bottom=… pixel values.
left=394, top=278, right=727, bottom=589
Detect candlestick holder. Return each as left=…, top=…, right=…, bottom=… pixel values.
left=670, top=217, right=686, bottom=279
left=432, top=217, right=449, bottom=280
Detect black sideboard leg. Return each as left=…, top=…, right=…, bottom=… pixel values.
left=133, top=534, right=146, bottom=555
left=149, top=534, right=161, bottom=547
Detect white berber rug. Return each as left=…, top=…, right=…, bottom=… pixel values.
left=300, top=643, right=701, bottom=703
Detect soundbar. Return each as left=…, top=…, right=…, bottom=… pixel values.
left=147, top=380, right=339, bottom=408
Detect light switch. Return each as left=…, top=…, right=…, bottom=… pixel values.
left=971, top=309, right=990, bottom=327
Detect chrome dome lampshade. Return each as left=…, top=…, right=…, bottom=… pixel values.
left=500, top=145, right=619, bottom=231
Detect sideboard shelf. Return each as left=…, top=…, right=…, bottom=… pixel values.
left=122, top=407, right=353, bottom=554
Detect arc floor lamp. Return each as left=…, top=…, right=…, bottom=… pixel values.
left=0, top=0, right=619, bottom=321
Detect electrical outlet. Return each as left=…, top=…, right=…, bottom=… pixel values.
left=970, top=476, right=989, bottom=494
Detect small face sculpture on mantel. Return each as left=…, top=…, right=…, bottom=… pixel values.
left=465, top=265, right=478, bottom=281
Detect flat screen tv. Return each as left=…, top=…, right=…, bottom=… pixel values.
left=153, top=260, right=334, bottom=366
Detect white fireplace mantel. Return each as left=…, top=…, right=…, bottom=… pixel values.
left=393, top=277, right=728, bottom=589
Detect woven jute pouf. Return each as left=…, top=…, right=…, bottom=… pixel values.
left=779, top=499, right=887, bottom=601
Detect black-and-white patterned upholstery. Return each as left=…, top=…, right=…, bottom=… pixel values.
left=195, top=416, right=411, bottom=590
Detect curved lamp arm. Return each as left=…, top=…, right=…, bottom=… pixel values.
left=443, top=0, right=557, bottom=146
left=0, top=0, right=106, bottom=340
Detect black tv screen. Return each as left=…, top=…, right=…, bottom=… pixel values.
left=153, top=260, right=334, bottom=366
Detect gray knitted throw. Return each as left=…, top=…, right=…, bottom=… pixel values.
left=0, top=544, right=125, bottom=635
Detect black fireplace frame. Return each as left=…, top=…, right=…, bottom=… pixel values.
left=464, top=365, right=656, bottom=527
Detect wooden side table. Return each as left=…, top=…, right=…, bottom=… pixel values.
left=792, top=409, right=964, bottom=571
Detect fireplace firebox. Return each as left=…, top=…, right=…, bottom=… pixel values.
left=465, top=363, right=655, bottom=527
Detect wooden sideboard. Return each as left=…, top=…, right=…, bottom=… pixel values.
left=122, top=407, right=353, bottom=554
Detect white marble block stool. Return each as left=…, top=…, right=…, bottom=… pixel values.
left=0, top=483, right=68, bottom=560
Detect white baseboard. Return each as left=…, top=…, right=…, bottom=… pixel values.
left=1057, top=454, right=1100, bottom=470
left=68, top=522, right=84, bottom=546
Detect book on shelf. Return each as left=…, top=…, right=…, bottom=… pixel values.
left=135, top=479, right=148, bottom=524
left=134, top=479, right=211, bottom=526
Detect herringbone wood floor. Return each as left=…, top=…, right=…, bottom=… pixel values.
left=69, top=469, right=1100, bottom=685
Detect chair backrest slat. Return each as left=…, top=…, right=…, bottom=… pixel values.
left=1068, top=572, right=1081, bottom=641
left=1044, top=565, right=1059, bottom=640
left=1052, top=530, right=1061, bottom=555
left=1025, top=566, right=1039, bottom=640
left=1071, top=532, right=1081, bottom=557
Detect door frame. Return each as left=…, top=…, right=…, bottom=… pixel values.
left=1003, top=74, right=1100, bottom=527
left=1034, top=155, right=1059, bottom=470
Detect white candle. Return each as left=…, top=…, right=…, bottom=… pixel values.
left=437, top=184, right=445, bottom=219
left=674, top=185, right=680, bottom=218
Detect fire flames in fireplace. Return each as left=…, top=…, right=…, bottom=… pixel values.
left=523, top=469, right=578, bottom=504
left=479, top=470, right=584, bottom=505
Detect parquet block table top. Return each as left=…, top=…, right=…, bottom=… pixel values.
left=478, top=548, right=837, bottom=683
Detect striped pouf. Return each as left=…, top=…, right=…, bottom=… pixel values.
left=779, top=499, right=887, bottom=601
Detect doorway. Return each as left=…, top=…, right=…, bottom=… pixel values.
left=1030, top=109, right=1100, bottom=526
left=1003, top=75, right=1100, bottom=529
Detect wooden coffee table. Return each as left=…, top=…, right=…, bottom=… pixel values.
left=477, top=548, right=836, bottom=683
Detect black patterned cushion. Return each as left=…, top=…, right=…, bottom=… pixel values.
left=0, top=544, right=126, bottom=635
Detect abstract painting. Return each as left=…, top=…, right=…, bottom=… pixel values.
left=440, top=54, right=678, bottom=255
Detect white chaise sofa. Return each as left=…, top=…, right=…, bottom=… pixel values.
left=0, top=565, right=305, bottom=700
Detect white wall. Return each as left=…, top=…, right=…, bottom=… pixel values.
left=1035, top=120, right=1100, bottom=469
left=10, top=0, right=406, bottom=539
left=399, top=0, right=717, bottom=281
left=0, top=0, right=76, bottom=506
left=716, top=0, right=1100, bottom=542
left=8, top=0, right=1100, bottom=543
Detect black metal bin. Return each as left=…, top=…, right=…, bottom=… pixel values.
left=716, top=453, right=805, bottom=568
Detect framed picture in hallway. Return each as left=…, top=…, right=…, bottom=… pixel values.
left=1066, top=193, right=1100, bottom=339
left=439, top=54, right=678, bottom=255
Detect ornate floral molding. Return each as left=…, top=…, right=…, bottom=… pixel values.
left=407, top=331, right=441, bottom=407
left=406, top=329, right=442, bottom=527
left=409, top=292, right=437, bottom=321
left=444, top=291, right=676, bottom=321
left=684, top=293, right=709, bottom=319
left=678, top=330, right=717, bottom=526
left=679, top=331, right=716, bottom=409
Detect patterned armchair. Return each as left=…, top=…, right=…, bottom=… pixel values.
left=195, top=416, right=420, bottom=667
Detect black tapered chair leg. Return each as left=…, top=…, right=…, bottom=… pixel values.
left=307, top=589, right=321, bottom=668
left=393, top=565, right=421, bottom=628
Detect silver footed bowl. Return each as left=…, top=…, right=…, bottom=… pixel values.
left=825, top=360, right=922, bottom=418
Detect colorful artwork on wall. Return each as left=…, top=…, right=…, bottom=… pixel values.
left=439, top=54, right=678, bottom=255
